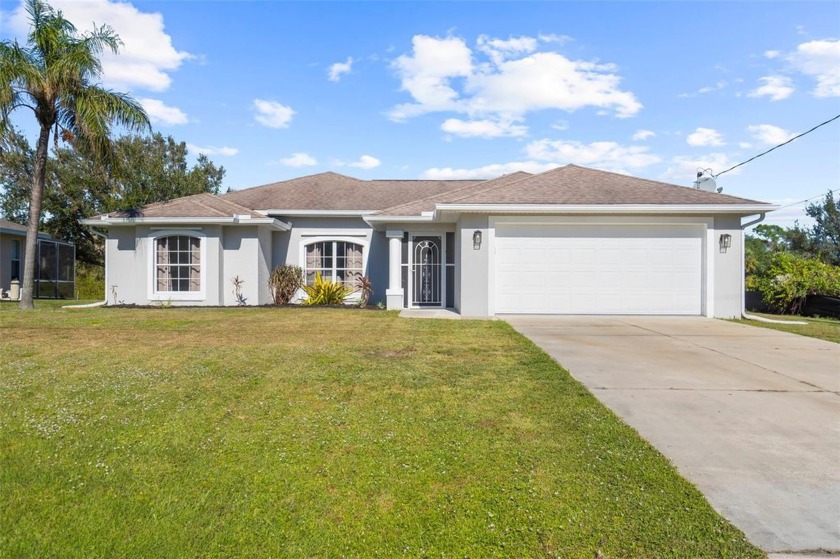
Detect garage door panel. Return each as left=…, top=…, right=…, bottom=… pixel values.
left=495, top=224, right=703, bottom=315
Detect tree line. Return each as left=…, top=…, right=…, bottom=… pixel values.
left=1, top=129, right=226, bottom=266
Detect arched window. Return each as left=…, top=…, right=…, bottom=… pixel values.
left=304, top=240, right=364, bottom=289
left=154, top=234, right=202, bottom=293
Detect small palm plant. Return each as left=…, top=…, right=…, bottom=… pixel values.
left=301, top=272, right=353, bottom=306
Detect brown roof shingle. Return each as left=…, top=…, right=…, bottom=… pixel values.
left=221, top=172, right=483, bottom=212
left=445, top=165, right=765, bottom=206
left=106, top=193, right=265, bottom=219
left=376, top=172, right=534, bottom=216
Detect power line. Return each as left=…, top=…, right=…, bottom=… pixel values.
left=712, top=113, right=840, bottom=178
left=774, top=190, right=835, bottom=211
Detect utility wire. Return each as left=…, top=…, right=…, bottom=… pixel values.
left=774, top=190, right=834, bottom=211
left=712, top=113, right=840, bottom=178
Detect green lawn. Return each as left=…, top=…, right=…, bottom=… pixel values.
left=735, top=313, right=840, bottom=344
left=0, top=306, right=762, bottom=558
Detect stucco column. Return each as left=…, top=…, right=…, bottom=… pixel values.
left=385, top=230, right=404, bottom=310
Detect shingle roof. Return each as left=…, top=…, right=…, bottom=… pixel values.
left=220, top=172, right=483, bottom=211
left=86, top=165, right=772, bottom=222
left=375, top=172, right=534, bottom=216
left=444, top=165, right=765, bottom=206
left=0, top=218, right=28, bottom=233
left=104, top=193, right=265, bottom=219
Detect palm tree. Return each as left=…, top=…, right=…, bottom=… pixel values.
left=0, top=0, right=149, bottom=309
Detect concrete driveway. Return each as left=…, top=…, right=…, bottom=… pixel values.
left=505, top=316, right=840, bottom=555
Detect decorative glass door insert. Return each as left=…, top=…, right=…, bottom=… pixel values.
left=411, top=235, right=442, bottom=307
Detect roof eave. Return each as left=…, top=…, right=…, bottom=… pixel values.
left=262, top=209, right=376, bottom=218
left=364, top=214, right=437, bottom=229
left=80, top=216, right=292, bottom=231
left=434, top=203, right=778, bottom=215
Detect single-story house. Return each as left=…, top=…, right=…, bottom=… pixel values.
left=0, top=218, right=76, bottom=299
left=80, top=165, right=775, bottom=317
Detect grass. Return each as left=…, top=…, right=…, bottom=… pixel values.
left=735, top=312, right=840, bottom=344
left=0, top=306, right=763, bottom=558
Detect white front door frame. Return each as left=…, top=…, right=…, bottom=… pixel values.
left=408, top=232, right=446, bottom=308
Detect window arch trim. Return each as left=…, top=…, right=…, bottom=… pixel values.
left=299, top=236, right=368, bottom=294
left=147, top=230, right=207, bottom=302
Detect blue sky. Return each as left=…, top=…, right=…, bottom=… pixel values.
left=3, top=1, right=839, bottom=226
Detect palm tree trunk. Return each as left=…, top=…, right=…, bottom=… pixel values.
left=19, top=124, right=51, bottom=310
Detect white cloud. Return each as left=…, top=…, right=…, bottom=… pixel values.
left=390, top=35, right=473, bottom=120
left=748, top=75, right=794, bottom=101
left=253, top=99, right=295, bottom=128
left=424, top=161, right=557, bottom=179
left=678, top=81, right=726, bottom=97
left=686, top=127, right=725, bottom=147
left=468, top=52, right=642, bottom=118
left=538, top=33, right=573, bottom=45
left=187, top=144, right=238, bottom=157
left=739, top=142, right=753, bottom=149
left=139, top=98, right=188, bottom=125
left=764, top=50, right=781, bottom=59
left=632, top=129, right=655, bottom=141
left=747, top=124, right=795, bottom=145
left=279, top=152, right=318, bottom=167
left=389, top=34, right=641, bottom=123
left=662, top=153, right=740, bottom=181
left=551, top=120, right=569, bottom=131
left=424, top=134, right=662, bottom=179
left=441, top=118, right=527, bottom=138
left=526, top=139, right=661, bottom=169
left=11, top=0, right=192, bottom=92
left=328, top=57, right=353, bottom=82
left=788, top=39, right=840, bottom=97
left=476, top=34, right=537, bottom=64
left=348, top=155, right=381, bottom=169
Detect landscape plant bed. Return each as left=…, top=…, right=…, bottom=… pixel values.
left=102, top=303, right=387, bottom=310
left=0, top=307, right=762, bottom=558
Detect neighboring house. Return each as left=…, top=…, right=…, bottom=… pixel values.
left=0, top=219, right=76, bottom=299
left=80, top=165, right=775, bottom=317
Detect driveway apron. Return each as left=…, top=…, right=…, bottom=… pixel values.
left=505, top=315, right=840, bottom=555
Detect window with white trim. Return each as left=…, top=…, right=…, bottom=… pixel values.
left=304, top=240, right=364, bottom=289
left=155, top=235, right=201, bottom=292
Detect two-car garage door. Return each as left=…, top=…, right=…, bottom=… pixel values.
left=494, top=223, right=703, bottom=315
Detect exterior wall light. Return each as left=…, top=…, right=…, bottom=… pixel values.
left=719, top=233, right=732, bottom=252
left=473, top=230, right=482, bottom=250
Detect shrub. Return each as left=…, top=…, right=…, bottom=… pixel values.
left=748, top=252, right=840, bottom=314
left=268, top=265, right=303, bottom=304
left=301, top=272, right=353, bottom=305
left=76, top=262, right=105, bottom=300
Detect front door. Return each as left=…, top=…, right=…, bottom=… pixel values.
left=410, top=235, right=442, bottom=307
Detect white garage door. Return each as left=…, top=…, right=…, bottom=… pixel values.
left=494, top=223, right=703, bottom=315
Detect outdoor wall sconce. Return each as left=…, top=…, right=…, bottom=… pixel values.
left=473, top=230, right=482, bottom=250
left=719, top=233, right=732, bottom=253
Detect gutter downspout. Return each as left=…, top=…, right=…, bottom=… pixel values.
left=740, top=213, right=807, bottom=325
left=63, top=227, right=108, bottom=309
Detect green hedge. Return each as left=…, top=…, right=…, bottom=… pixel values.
left=747, top=252, right=840, bottom=314
left=75, top=262, right=105, bottom=300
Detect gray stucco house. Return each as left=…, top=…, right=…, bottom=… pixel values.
left=81, top=165, right=775, bottom=318
left=1, top=219, right=75, bottom=300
